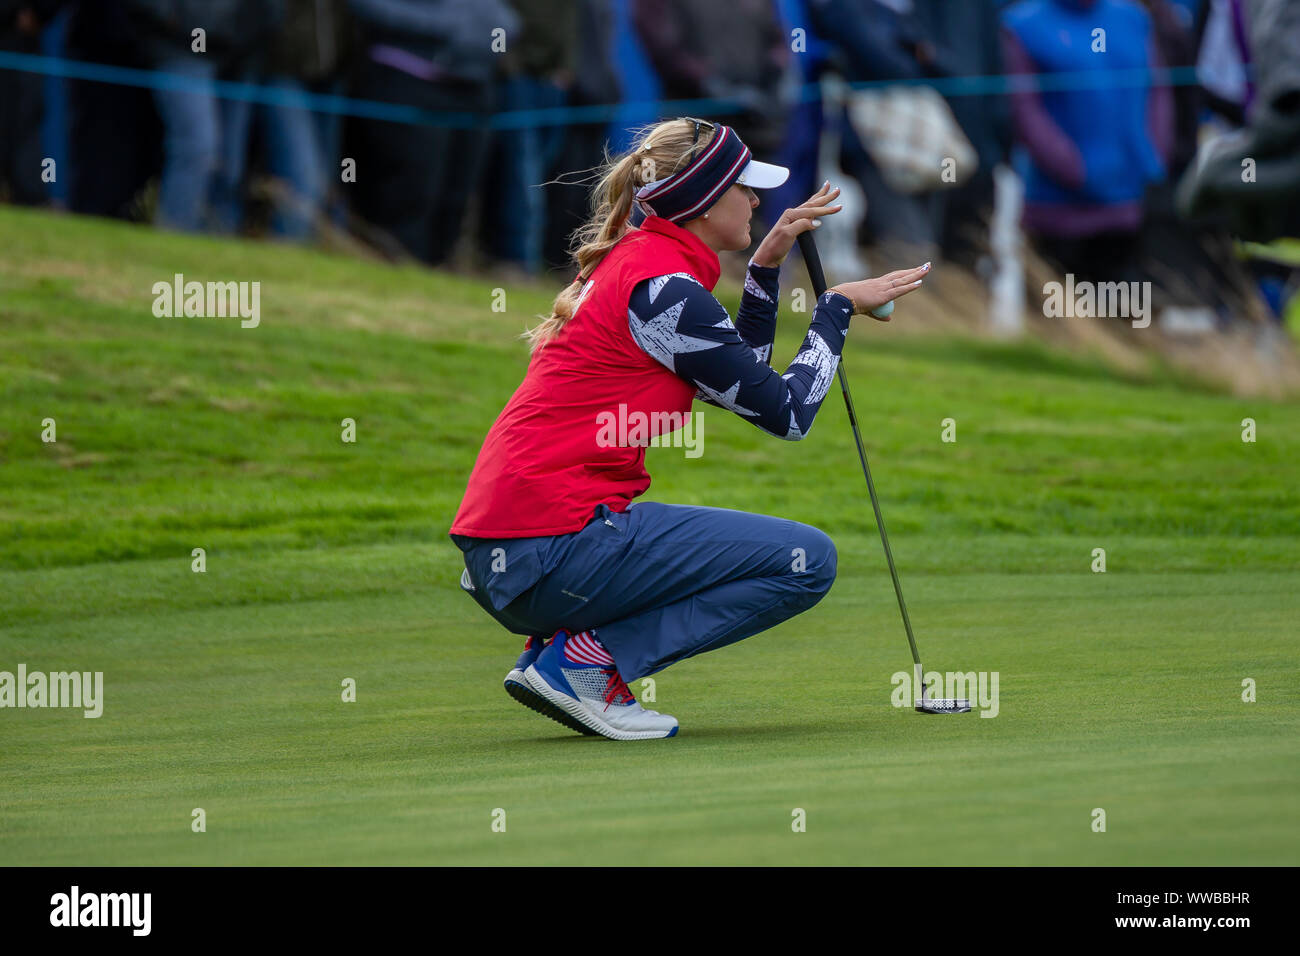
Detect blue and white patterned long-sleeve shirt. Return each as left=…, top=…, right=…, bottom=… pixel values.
left=628, top=259, right=855, bottom=440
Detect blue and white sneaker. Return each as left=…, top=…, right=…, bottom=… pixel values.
left=504, top=635, right=545, bottom=691
left=505, top=634, right=598, bottom=736
left=524, top=629, right=678, bottom=740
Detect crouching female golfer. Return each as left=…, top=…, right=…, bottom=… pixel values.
left=450, top=117, right=928, bottom=740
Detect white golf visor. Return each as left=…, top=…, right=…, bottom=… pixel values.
left=735, top=158, right=790, bottom=189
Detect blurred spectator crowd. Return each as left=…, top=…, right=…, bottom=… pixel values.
left=1, top=0, right=1296, bottom=325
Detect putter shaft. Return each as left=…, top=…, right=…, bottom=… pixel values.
left=797, top=233, right=923, bottom=676
left=834, top=361, right=922, bottom=672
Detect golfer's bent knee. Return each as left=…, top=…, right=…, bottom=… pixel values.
left=792, top=524, right=837, bottom=594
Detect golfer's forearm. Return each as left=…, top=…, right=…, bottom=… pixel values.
left=680, top=293, right=853, bottom=441
left=735, top=260, right=780, bottom=365
left=628, top=275, right=852, bottom=440
left=766, top=291, right=854, bottom=439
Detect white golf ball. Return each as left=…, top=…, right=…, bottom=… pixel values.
left=869, top=300, right=894, bottom=320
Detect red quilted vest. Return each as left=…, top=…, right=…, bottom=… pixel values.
left=450, top=216, right=722, bottom=538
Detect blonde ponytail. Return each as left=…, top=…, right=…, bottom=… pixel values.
left=524, top=118, right=716, bottom=353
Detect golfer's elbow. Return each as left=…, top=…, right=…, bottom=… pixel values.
left=775, top=417, right=813, bottom=442
left=754, top=405, right=815, bottom=441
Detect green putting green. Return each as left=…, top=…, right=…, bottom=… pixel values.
left=2, top=207, right=1297, bottom=865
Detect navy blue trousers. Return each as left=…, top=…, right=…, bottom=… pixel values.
left=451, top=502, right=837, bottom=680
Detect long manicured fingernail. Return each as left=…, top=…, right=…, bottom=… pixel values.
left=924, top=262, right=932, bottom=270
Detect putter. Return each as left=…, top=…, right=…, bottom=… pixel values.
left=797, top=231, right=969, bottom=714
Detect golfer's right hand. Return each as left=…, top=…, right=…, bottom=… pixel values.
left=830, top=263, right=931, bottom=320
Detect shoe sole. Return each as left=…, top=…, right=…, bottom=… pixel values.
left=523, top=665, right=678, bottom=740
left=504, top=670, right=600, bottom=737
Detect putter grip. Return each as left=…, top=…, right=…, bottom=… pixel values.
left=797, top=232, right=828, bottom=298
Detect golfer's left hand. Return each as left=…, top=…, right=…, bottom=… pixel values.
left=751, top=182, right=842, bottom=268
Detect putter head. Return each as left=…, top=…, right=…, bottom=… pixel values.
left=916, top=667, right=971, bottom=713
left=916, top=696, right=971, bottom=714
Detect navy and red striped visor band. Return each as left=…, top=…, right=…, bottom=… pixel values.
left=633, top=124, right=786, bottom=225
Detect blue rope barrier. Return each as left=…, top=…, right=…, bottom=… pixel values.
left=0, top=50, right=1205, bottom=131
